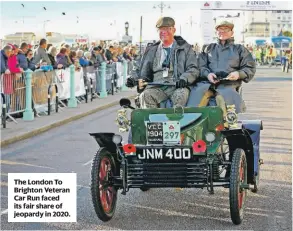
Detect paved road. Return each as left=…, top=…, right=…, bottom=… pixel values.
left=1, top=67, right=291, bottom=230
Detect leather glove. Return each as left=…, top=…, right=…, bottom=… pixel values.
left=176, top=79, right=187, bottom=88
left=126, top=77, right=137, bottom=88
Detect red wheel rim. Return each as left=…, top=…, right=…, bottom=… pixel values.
left=238, top=159, right=245, bottom=210
left=99, top=157, right=115, bottom=213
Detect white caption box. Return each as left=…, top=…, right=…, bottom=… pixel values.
left=8, top=173, right=76, bottom=222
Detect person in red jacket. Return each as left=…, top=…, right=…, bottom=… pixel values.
left=7, top=44, right=23, bottom=73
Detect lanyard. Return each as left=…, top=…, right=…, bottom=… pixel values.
left=162, top=43, right=173, bottom=67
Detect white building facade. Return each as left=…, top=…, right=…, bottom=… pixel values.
left=270, top=10, right=292, bottom=36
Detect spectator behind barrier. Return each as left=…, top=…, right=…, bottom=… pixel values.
left=91, top=46, right=103, bottom=68
left=7, top=44, right=23, bottom=73
left=105, top=45, right=114, bottom=62
left=100, top=49, right=108, bottom=63
left=70, top=50, right=81, bottom=71
left=83, top=51, right=94, bottom=66
left=63, top=44, right=73, bottom=66
left=69, top=51, right=77, bottom=64
left=17, top=42, right=30, bottom=70
left=35, top=59, right=53, bottom=72
left=33, top=39, right=51, bottom=65
left=82, top=44, right=88, bottom=51
left=48, top=46, right=63, bottom=69
left=25, top=49, right=36, bottom=71
left=1, top=45, right=12, bottom=74
left=123, top=47, right=132, bottom=61
left=77, top=50, right=90, bottom=67
left=56, top=47, right=69, bottom=68
left=130, top=47, right=137, bottom=59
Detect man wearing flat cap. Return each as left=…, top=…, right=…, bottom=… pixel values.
left=191, top=20, right=256, bottom=113
left=126, top=16, right=199, bottom=108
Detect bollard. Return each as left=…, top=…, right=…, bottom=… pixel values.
left=23, top=69, right=34, bottom=121
left=68, top=65, right=77, bottom=108
left=99, top=62, right=108, bottom=98
left=122, top=60, right=128, bottom=91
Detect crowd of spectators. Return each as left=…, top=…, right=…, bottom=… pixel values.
left=0, top=38, right=139, bottom=75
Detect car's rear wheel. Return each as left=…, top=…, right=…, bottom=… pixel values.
left=229, top=148, right=247, bottom=225
left=91, top=148, right=118, bottom=221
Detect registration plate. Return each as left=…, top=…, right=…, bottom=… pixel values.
left=146, top=121, right=180, bottom=144
left=137, top=148, right=192, bottom=160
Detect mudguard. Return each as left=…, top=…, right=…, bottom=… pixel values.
left=240, top=120, right=263, bottom=178
left=221, top=129, right=255, bottom=184
left=90, top=132, right=119, bottom=153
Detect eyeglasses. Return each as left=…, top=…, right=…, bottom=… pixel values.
left=157, top=27, right=174, bottom=32
left=28, top=53, right=33, bottom=56
left=216, top=28, right=232, bottom=33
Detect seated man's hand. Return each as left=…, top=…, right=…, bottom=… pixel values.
left=227, top=71, right=240, bottom=81
left=57, top=64, right=63, bottom=69
left=176, top=79, right=187, bottom=88
left=126, top=77, right=137, bottom=88
left=207, top=73, right=219, bottom=84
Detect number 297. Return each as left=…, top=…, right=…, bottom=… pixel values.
left=164, top=132, right=179, bottom=139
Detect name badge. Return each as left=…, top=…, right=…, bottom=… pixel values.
left=163, top=68, right=169, bottom=78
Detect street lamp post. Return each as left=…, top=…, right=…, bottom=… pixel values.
left=153, top=1, right=171, bottom=16
left=125, top=22, right=129, bottom=36
left=21, top=3, right=25, bottom=41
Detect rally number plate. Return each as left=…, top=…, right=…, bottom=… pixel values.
left=137, top=148, right=192, bottom=160
left=146, top=122, right=180, bottom=144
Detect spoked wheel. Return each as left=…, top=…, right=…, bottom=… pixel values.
left=91, top=148, right=118, bottom=221
left=229, top=148, right=247, bottom=225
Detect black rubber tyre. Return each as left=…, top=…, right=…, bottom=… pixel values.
left=140, top=186, right=150, bottom=192
left=91, top=148, right=118, bottom=222
left=229, top=148, right=247, bottom=225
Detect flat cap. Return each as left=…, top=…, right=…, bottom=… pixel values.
left=215, top=20, right=234, bottom=30
left=156, top=17, right=175, bottom=28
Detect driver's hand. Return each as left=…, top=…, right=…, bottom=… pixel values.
left=176, top=79, right=187, bottom=88
left=126, top=77, right=137, bottom=88
left=227, top=71, right=240, bottom=81
left=207, top=73, right=219, bottom=84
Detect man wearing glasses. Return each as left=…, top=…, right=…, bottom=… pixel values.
left=126, top=17, right=199, bottom=108
left=192, top=21, right=256, bottom=113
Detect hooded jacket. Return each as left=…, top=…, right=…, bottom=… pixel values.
left=8, top=54, right=22, bottom=73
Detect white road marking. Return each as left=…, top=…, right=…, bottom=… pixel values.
left=0, top=160, right=55, bottom=170
left=1, top=209, right=8, bottom=216
left=82, top=160, right=92, bottom=166
left=77, top=184, right=90, bottom=189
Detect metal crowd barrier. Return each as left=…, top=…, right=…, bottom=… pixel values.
left=32, top=70, right=58, bottom=116
left=1, top=61, right=133, bottom=125
left=82, top=66, right=98, bottom=103
left=0, top=73, right=26, bottom=123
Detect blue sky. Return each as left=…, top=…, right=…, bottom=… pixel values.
left=0, top=1, right=206, bottom=42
